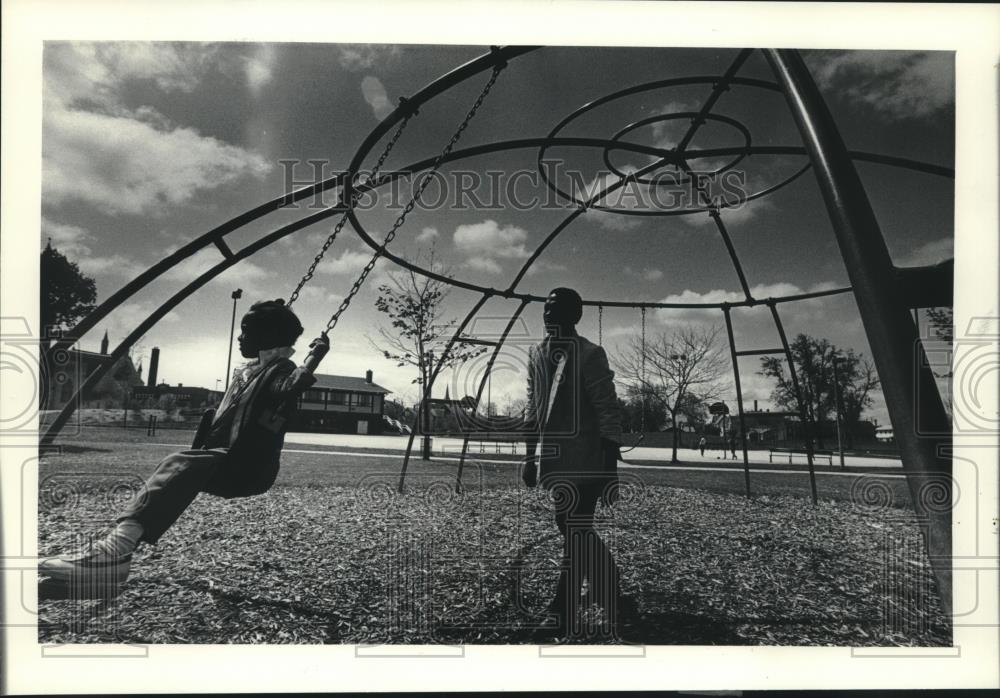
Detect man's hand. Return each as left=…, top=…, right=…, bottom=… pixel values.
left=601, top=437, right=621, bottom=470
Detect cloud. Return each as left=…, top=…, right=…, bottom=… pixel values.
left=808, top=50, right=953, bottom=120
left=244, top=44, right=278, bottom=98
left=681, top=196, right=773, bottom=228
left=42, top=217, right=145, bottom=277
left=41, top=217, right=91, bottom=257
left=296, top=285, right=344, bottom=305
left=649, top=100, right=696, bottom=151
left=97, top=300, right=181, bottom=349
left=623, top=266, right=665, bottom=282
left=652, top=281, right=839, bottom=325
left=583, top=209, right=643, bottom=232
left=318, top=248, right=375, bottom=275
left=161, top=248, right=273, bottom=284
left=463, top=256, right=503, bottom=274
left=453, top=220, right=531, bottom=259
left=524, top=259, right=569, bottom=276
left=78, top=253, right=146, bottom=278
left=416, top=226, right=439, bottom=243
left=43, top=42, right=272, bottom=216
left=896, top=237, right=952, bottom=267
left=44, top=107, right=272, bottom=215
left=361, top=76, right=394, bottom=121
left=337, top=45, right=401, bottom=71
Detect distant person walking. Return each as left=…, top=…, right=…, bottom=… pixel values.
left=729, top=435, right=738, bottom=460
left=698, top=436, right=706, bottom=456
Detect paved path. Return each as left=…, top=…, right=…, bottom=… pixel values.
left=284, top=432, right=903, bottom=470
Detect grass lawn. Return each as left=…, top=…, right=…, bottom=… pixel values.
left=37, top=427, right=949, bottom=646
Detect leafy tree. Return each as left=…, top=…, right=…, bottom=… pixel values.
left=615, top=325, right=729, bottom=462
left=758, top=334, right=880, bottom=449
left=926, top=307, right=953, bottom=344
left=619, top=391, right=667, bottom=434
left=41, top=241, right=96, bottom=334
left=367, top=248, right=487, bottom=426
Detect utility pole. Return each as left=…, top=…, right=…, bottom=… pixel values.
left=225, top=289, right=243, bottom=390
left=831, top=354, right=846, bottom=469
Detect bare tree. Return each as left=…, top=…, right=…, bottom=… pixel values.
left=367, top=248, right=487, bottom=429
left=615, top=325, right=729, bottom=462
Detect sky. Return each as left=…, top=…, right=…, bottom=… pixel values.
left=40, top=43, right=955, bottom=421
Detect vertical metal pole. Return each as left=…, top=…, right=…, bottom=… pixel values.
left=457, top=299, right=530, bottom=492
left=400, top=294, right=492, bottom=492
left=769, top=302, right=818, bottom=503
left=831, top=355, right=846, bottom=470
left=225, top=289, right=243, bottom=391
left=422, top=350, right=434, bottom=460
left=722, top=305, right=751, bottom=497
left=764, top=49, right=952, bottom=615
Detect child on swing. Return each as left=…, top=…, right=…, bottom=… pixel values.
left=40, top=299, right=328, bottom=590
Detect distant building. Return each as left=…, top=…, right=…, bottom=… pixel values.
left=875, top=425, right=895, bottom=443
left=42, top=332, right=142, bottom=410
left=290, top=369, right=391, bottom=435
left=131, top=383, right=223, bottom=411
left=739, top=409, right=802, bottom=442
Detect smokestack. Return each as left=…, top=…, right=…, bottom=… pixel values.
left=365, top=369, right=373, bottom=383
left=100, top=330, right=109, bottom=355
left=754, top=399, right=758, bottom=411
left=147, top=347, right=160, bottom=388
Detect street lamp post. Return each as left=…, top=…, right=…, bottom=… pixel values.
left=225, top=289, right=243, bottom=390
left=831, top=354, right=846, bottom=469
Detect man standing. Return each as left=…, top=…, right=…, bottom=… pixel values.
left=521, top=287, right=631, bottom=641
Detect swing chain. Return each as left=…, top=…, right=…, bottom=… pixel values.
left=320, top=62, right=507, bottom=335
left=640, top=306, right=647, bottom=434
left=598, top=304, right=603, bottom=346
left=287, top=113, right=415, bottom=308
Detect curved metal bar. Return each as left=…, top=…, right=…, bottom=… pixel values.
left=41, top=204, right=348, bottom=445
left=721, top=305, right=752, bottom=498
left=455, top=298, right=532, bottom=492
left=397, top=292, right=494, bottom=493
left=47, top=174, right=350, bottom=357
left=602, top=111, right=752, bottom=186
left=538, top=69, right=778, bottom=207
left=51, top=133, right=947, bottom=380
left=47, top=46, right=537, bottom=358
left=677, top=50, right=754, bottom=153
left=768, top=300, right=818, bottom=504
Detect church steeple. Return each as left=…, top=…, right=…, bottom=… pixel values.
left=100, top=330, right=109, bottom=355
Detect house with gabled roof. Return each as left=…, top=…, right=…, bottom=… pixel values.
left=290, top=369, right=392, bottom=435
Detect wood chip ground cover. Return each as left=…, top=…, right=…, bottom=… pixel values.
left=37, top=432, right=949, bottom=645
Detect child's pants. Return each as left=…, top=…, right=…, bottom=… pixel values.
left=117, top=448, right=278, bottom=544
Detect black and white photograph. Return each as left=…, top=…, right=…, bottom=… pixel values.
left=2, top=1, right=998, bottom=693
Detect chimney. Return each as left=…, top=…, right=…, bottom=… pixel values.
left=754, top=399, right=758, bottom=411
left=365, top=369, right=373, bottom=384
left=147, top=347, right=160, bottom=388
left=100, top=330, right=109, bottom=355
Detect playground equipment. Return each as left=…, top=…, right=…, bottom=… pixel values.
left=40, top=47, right=954, bottom=613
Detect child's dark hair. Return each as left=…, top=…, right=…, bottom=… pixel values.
left=243, top=299, right=304, bottom=349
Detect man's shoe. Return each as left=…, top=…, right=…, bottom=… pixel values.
left=38, top=549, right=132, bottom=591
